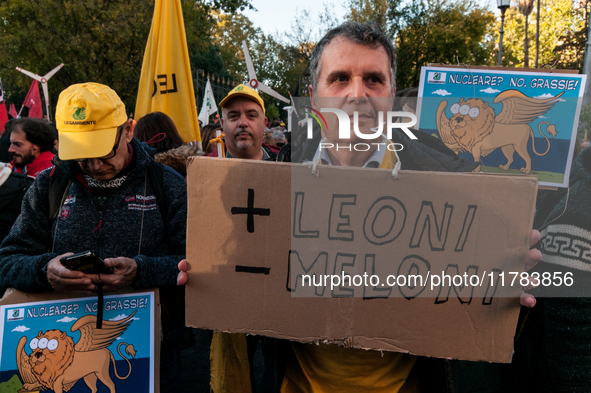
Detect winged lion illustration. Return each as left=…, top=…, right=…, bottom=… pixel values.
left=436, top=89, right=564, bottom=173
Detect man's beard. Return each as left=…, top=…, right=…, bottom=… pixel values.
left=233, top=129, right=255, bottom=150
left=12, top=151, right=36, bottom=167
left=235, top=140, right=254, bottom=149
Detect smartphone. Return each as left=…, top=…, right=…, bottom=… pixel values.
left=60, top=251, right=113, bottom=274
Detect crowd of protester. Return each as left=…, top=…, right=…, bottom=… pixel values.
left=0, top=21, right=590, bottom=393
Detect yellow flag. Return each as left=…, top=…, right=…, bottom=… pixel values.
left=135, top=0, right=200, bottom=142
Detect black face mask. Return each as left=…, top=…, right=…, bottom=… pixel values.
left=276, top=142, right=285, bottom=148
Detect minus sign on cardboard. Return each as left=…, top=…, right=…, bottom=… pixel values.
left=235, top=265, right=271, bottom=275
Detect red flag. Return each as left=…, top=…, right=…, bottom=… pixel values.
left=23, top=80, right=43, bottom=118
left=9, top=103, right=17, bottom=118
left=0, top=101, right=8, bottom=132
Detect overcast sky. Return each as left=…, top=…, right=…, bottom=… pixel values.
left=242, top=0, right=497, bottom=36
left=242, top=0, right=347, bottom=36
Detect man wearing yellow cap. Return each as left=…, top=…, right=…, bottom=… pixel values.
left=0, top=82, right=187, bottom=393
left=179, top=84, right=287, bottom=392
left=204, top=84, right=281, bottom=160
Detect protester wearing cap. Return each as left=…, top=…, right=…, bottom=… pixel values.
left=179, top=83, right=287, bottom=392
left=0, top=82, right=187, bottom=393
left=206, top=84, right=280, bottom=160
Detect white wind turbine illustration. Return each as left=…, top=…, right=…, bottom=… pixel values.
left=242, top=41, right=290, bottom=105
left=283, top=92, right=299, bottom=132
left=16, top=63, right=64, bottom=121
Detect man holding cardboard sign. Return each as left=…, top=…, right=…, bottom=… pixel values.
left=179, top=85, right=288, bottom=393
left=181, top=22, right=542, bottom=393
left=283, top=21, right=542, bottom=392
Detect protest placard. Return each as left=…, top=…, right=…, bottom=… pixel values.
left=416, top=65, right=586, bottom=188
left=185, top=158, right=538, bottom=362
left=0, top=289, right=159, bottom=393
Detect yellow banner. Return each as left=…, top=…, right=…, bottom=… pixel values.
left=135, top=0, right=200, bottom=142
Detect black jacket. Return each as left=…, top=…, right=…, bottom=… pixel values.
left=290, top=127, right=479, bottom=173
left=0, top=138, right=187, bottom=332
left=0, top=172, right=33, bottom=245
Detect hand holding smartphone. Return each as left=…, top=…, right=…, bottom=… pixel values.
left=60, top=251, right=114, bottom=275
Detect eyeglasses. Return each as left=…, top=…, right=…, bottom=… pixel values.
left=74, top=125, right=124, bottom=162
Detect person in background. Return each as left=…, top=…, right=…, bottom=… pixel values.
left=0, top=119, right=26, bottom=163
left=8, top=118, right=57, bottom=178
left=271, top=130, right=287, bottom=147
left=135, top=111, right=184, bottom=152
left=0, top=161, right=33, bottom=246
left=507, top=138, right=591, bottom=392
left=204, top=88, right=284, bottom=159
left=0, top=121, right=36, bottom=240
left=200, top=124, right=223, bottom=155
left=134, top=111, right=198, bottom=177
left=264, top=128, right=274, bottom=145
left=284, top=132, right=291, bottom=144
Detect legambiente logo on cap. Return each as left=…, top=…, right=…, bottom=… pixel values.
left=64, top=107, right=96, bottom=126
left=73, top=107, right=86, bottom=120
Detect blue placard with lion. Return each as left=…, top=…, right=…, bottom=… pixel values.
left=416, top=66, right=586, bottom=188
left=0, top=291, right=156, bottom=393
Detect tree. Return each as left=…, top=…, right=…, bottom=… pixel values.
left=345, top=0, right=389, bottom=30
left=393, top=0, right=496, bottom=89
left=0, top=0, right=254, bottom=115
left=518, top=0, right=535, bottom=68
left=209, top=11, right=259, bottom=84
left=265, top=103, right=279, bottom=122
left=0, top=0, right=154, bottom=114
left=499, top=0, right=586, bottom=69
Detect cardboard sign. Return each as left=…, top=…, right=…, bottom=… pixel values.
left=185, top=157, right=538, bottom=362
left=416, top=65, right=586, bottom=188
left=0, top=289, right=159, bottom=393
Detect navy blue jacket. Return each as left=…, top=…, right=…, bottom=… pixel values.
left=0, top=137, right=187, bottom=329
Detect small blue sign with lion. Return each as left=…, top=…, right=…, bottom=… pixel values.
left=0, top=292, right=155, bottom=393
left=417, top=66, right=586, bottom=188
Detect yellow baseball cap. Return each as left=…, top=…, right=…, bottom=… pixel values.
left=56, top=82, right=128, bottom=160
left=219, top=84, right=265, bottom=115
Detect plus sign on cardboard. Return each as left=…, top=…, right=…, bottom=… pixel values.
left=185, top=157, right=538, bottom=363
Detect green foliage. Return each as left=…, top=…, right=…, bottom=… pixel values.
left=0, top=0, right=254, bottom=116
left=265, top=102, right=279, bottom=121
left=393, top=0, right=496, bottom=89
left=499, top=0, right=586, bottom=69
left=345, top=0, right=389, bottom=30
left=208, top=8, right=320, bottom=111
left=0, top=0, right=154, bottom=114
left=209, top=11, right=258, bottom=83
left=191, top=43, right=232, bottom=80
